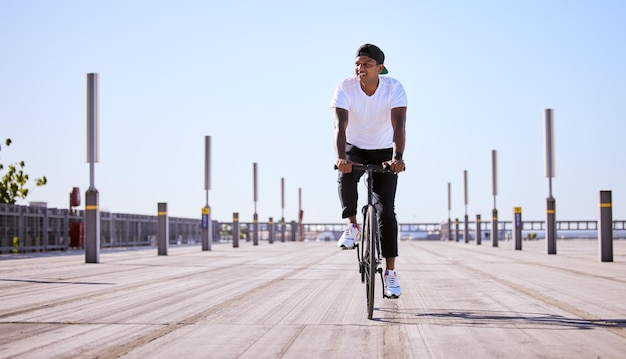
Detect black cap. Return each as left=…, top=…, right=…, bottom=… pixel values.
left=356, top=44, right=388, bottom=74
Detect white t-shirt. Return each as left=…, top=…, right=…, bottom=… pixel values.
left=329, top=76, right=407, bottom=149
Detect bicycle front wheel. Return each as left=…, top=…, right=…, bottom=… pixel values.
left=363, top=204, right=377, bottom=319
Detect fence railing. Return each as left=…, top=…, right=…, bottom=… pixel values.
left=0, top=204, right=76, bottom=253
left=2, top=203, right=625, bottom=253
left=439, top=219, right=626, bottom=241
left=0, top=204, right=203, bottom=253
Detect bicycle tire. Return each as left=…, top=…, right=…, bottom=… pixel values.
left=362, top=208, right=371, bottom=313
left=358, top=243, right=365, bottom=283
left=364, top=204, right=377, bottom=319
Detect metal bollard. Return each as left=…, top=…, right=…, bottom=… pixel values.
left=232, top=213, right=240, bottom=248
left=492, top=209, right=498, bottom=247
left=157, top=203, right=168, bottom=256
left=514, top=207, right=522, bottom=250
left=253, top=213, right=259, bottom=246
left=546, top=197, right=557, bottom=255
left=85, top=189, right=100, bottom=263
left=599, top=191, right=613, bottom=262
left=464, top=214, right=469, bottom=244
left=476, top=214, right=482, bottom=245
left=281, top=217, right=286, bottom=242
left=202, top=206, right=211, bottom=251
left=290, top=221, right=297, bottom=241
left=268, top=217, right=274, bottom=244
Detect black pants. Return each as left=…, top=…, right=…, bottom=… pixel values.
left=338, top=144, right=399, bottom=258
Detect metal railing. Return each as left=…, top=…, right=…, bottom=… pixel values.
left=2, top=203, right=625, bottom=253
left=0, top=204, right=202, bottom=253
left=439, top=219, right=626, bottom=241
left=0, top=204, right=76, bottom=253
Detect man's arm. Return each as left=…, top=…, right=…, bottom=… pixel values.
left=334, top=108, right=348, bottom=159
left=334, top=108, right=354, bottom=173
left=388, top=106, right=407, bottom=173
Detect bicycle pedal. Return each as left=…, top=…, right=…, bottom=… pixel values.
left=341, top=246, right=356, bottom=250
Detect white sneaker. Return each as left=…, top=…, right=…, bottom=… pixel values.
left=384, top=270, right=402, bottom=298
left=337, top=223, right=360, bottom=249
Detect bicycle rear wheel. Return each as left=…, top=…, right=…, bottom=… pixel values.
left=363, top=204, right=377, bottom=319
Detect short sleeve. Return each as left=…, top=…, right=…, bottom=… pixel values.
left=390, top=81, right=407, bottom=109
left=329, top=80, right=350, bottom=110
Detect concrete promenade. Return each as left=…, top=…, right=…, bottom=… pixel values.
left=1, top=239, right=625, bottom=358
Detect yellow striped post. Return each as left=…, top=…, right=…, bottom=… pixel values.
left=157, top=203, right=168, bottom=255
left=201, top=206, right=211, bottom=251
left=85, top=190, right=100, bottom=263
left=268, top=217, right=274, bottom=244
left=599, top=191, right=613, bottom=262
left=475, top=214, right=482, bottom=245
left=232, top=213, right=240, bottom=248
left=253, top=213, right=259, bottom=246
left=491, top=209, right=499, bottom=247
left=546, top=198, right=557, bottom=255
left=514, top=207, right=522, bottom=250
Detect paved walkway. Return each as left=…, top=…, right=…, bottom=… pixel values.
left=1, top=239, right=625, bottom=358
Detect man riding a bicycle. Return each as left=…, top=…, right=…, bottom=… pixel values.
left=330, top=43, right=407, bottom=298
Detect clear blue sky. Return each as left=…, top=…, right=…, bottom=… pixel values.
left=2, top=0, right=625, bottom=224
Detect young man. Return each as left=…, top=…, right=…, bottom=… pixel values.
left=329, top=43, right=407, bottom=298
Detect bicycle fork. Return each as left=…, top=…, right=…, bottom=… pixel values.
left=357, top=236, right=386, bottom=297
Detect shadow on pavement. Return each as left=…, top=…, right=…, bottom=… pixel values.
left=375, top=307, right=626, bottom=330
left=0, top=278, right=115, bottom=285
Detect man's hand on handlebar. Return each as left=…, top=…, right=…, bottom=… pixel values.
left=336, top=158, right=405, bottom=174
left=383, top=158, right=405, bottom=174
left=335, top=158, right=362, bottom=173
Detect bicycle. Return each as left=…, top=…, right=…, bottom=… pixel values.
left=337, top=163, right=395, bottom=319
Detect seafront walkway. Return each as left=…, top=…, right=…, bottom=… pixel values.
left=1, top=239, right=625, bottom=358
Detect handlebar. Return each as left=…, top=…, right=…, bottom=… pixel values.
left=351, top=164, right=390, bottom=173
left=334, top=164, right=404, bottom=173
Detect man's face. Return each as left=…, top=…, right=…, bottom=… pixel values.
left=355, top=56, right=382, bottom=81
